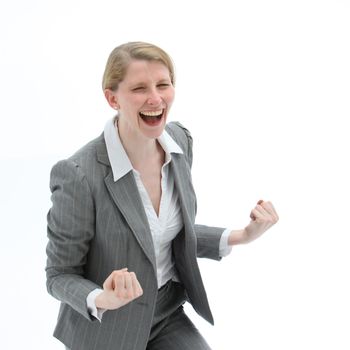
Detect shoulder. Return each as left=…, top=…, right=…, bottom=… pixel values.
left=166, top=121, right=193, bottom=151
left=166, top=121, right=193, bottom=166
left=50, top=133, right=108, bottom=182
left=70, top=133, right=105, bottom=163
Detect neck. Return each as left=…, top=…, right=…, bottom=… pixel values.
left=117, top=118, right=162, bottom=168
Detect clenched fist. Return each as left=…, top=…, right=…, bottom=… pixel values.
left=95, top=268, right=143, bottom=310
left=228, top=200, right=279, bottom=245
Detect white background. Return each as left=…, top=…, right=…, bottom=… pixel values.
left=1, top=0, right=349, bottom=349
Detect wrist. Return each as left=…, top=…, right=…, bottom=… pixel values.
left=228, top=229, right=246, bottom=245
left=95, top=291, right=107, bottom=309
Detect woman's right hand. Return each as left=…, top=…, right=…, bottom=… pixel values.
left=95, top=268, right=143, bottom=310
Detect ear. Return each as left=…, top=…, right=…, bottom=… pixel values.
left=104, top=89, right=120, bottom=110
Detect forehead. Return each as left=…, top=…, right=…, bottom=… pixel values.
left=123, top=59, right=171, bottom=84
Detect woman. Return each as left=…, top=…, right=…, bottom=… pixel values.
left=46, top=41, right=278, bottom=350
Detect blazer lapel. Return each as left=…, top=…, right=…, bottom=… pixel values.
left=97, top=138, right=157, bottom=275
left=170, top=154, right=196, bottom=224
left=171, top=153, right=214, bottom=324
left=104, top=172, right=157, bottom=274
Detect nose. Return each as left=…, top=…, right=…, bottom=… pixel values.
left=147, top=88, right=162, bottom=106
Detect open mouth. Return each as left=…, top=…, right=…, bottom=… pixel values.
left=139, top=109, right=164, bottom=125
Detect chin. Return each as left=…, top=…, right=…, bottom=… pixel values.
left=142, top=126, right=165, bottom=140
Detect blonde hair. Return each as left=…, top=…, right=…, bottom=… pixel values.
left=102, top=41, right=175, bottom=91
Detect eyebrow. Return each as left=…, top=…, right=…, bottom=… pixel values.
left=157, top=78, right=171, bottom=83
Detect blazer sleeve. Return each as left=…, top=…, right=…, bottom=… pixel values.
left=46, top=159, right=100, bottom=322
left=194, top=224, right=225, bottom=261
left=169, top=122, right=226, bottom=261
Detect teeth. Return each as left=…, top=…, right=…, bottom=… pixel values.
left=140, top=110, right=163, bottom=117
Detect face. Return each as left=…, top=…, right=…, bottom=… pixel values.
left=107, top=59, right=175, bottom=140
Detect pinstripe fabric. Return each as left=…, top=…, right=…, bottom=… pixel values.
left=66, top=312, right=211, bottom=350
left=147, top=309, right=212, bottom=350
left=65, top=281, right=211, bottom=350
left=147, top=280, right=212, bottom=350
left=46, top=122, right=224, bottom=350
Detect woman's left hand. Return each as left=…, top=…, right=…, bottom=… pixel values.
left=228, top=200, right=279, bottom=245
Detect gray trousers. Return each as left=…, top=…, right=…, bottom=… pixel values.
left=66, top=280, right=212, bottom=350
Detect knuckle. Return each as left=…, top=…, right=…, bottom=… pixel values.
left=270, top=215, right=277, bottom=224
left=113, top=270, right=123, bottom=277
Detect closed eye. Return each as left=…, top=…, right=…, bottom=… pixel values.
left=132, top=86, right=146, bottom=92
left=157, top=83, right=171, bottom=89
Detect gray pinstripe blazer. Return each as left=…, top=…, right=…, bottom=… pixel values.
left=46, top=122, right=224, bottom=350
